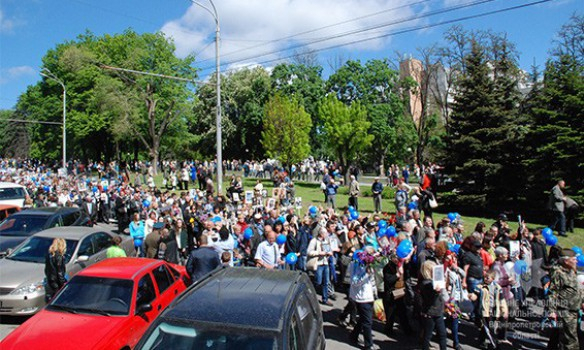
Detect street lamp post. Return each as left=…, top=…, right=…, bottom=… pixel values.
left=190, top=0, right=222, bottom=194
left=40, top=68, right=67, bottom=170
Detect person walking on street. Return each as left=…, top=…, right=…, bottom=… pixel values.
left=45, top=238, right=67, bottom=302
left=548, top=248, right=584, bottom=350
left=349, top=247, right=378, bottom=350
left=106, top=235, right=127, bottom=258
left=371, top=177, right=383, bottom=213
left=186, top=235, right=221, bottom=283
left=349, top=175, right=360, bottom=211
left=548, top=180, right=567, bottom=237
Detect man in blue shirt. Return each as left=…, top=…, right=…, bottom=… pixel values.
left=186, top=235, right=221, bottom=283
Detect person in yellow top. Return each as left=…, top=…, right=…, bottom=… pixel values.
left=106, top=236, right=127, bottom=258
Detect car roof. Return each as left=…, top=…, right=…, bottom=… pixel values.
left=77, top=258, right=162, bottom=280
left=162, top=267, right=304, bottom=331
left=14, top=207, right=78, bottom=216
left=0, top=182, right=26, bottom=189
left=34, top=226, right=109, bottom=240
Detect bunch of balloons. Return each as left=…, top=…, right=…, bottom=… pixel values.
left=447, top=212, right=460, bottom=222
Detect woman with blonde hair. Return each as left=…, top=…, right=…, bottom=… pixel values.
left=45, top=238, right=67, bottom=302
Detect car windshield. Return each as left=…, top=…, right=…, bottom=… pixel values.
left=0, top=215, right=48, bottom=235
left=0, top=187, right=26, bottom=200
left=49, top=276, right=133, bottom=316
left=7, top=236, right=77, bottom=263
left=141, top=322, right=277, bottom=350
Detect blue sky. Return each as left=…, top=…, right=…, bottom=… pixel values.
left=0, top=0, right=581, bottom=110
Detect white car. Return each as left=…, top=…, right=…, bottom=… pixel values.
left=0, top=182, right=29, bottom=208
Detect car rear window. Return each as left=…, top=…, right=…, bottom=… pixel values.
left=141, top=322, right=277, bottom=350
left=0, top=215, right=48, bottom=234
left=0, top=187, right=26, bottom=200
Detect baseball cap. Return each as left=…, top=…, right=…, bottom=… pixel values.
left=153, top=222, right=164, bottom=229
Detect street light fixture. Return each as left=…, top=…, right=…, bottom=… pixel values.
left=40, top=68, right=67, bottom=171
left=190, top=0, right=223, bottom=194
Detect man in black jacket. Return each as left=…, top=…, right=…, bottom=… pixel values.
left=186, top=235, right=221, bottom=282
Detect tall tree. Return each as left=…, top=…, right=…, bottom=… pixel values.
left=262, top=94, right=312, bottom=168
left=271, top=63, right=325, bottom=154
left=318, top=95, right=373, bottom=182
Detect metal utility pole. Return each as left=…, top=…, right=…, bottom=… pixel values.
left=190, top=0, right=222, bottom=194
left=40, top=68, right=67, bottom=170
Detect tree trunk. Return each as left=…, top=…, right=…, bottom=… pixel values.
left=150, top=137, right=160, bottom=175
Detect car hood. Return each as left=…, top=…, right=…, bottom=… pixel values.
left=0, top=258, right=44, bottom=289
left=1, top=310, right=128, bottom=350
left=0, top=235, right=26, bottom=253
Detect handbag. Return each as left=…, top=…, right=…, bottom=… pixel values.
left=429, top=196, right=438, bottom=208
left=306, top=256, right=319, bottom=271
left=391, top=288, right=406, bottom=299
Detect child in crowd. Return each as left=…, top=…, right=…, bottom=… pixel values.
left=472, top=269, right=510, bottom=349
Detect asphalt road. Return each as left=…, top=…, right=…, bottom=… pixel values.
left=0, top=223, right=550, bottom=349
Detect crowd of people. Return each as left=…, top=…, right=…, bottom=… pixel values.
left=1, top=157, right=583, bottom=350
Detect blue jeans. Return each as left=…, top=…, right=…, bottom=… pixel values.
left=315, top=264, right=330, bottom=302
left=467, top=277, right=483, bottom=319
left=449, top=316, right=460, bottom=347
left=297, top=255, right=307, bottom=271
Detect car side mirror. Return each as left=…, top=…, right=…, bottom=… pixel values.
left=76, top=255, right=89, bottom=263
left=137, top=303, right=152, bottom=314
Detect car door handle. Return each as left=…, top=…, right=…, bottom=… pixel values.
left=157, top=305, right=161, bottom=311
left=174, top=289, right=178, bottom=295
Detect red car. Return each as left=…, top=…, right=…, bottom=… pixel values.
left=0, top=258, right=190, bottom=350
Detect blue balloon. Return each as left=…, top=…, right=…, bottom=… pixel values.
left=286, top=253, right=298, bottom=265
left=514, top=260, right=528, bottom=275
left=134, top=238, right=143, bottom=248
left=577, top=255, right=584, bottom=267
left=211, top=216, right=222, bottom=223
left=143, top=199, right=151, bottom=208
left=396, top=240, right=413, bottom=259
left=278, top=216, right=286, bottom=224
left=92, top=186, right=98, bottom=193
left=545, top=234, right=558, bottom=246
left=276, top=234, right=286, bottom=245
left=386, top=226, right=397, bottom=237
left=31, top=177, right=36, bottom=182
left=103, top=186, right=108, bottom=192
left=309, top=206, right=318, bottom=215
left=350, top=211, right=359, bottom=220
left=348, top=206, right=355, bottom=212
left=448, top=243, right=454, bottom=251
left=408, top=202, right=417, bottom=210
left=451, top=244, right=461, bottom=254
left=378, top=220, right=388, bottom=229
left=572, top=246, right=583, bottom=256
left=377, top=228, right=386, bottom=237
left=542, top=227, right=553, bottom=238
left=43, top=185, right=50, bottom=192
left=243, top=228, right=253, bottom=240
left=447, top=213, right=456, bottom=222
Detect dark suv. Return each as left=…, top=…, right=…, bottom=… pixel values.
left=135, top=267, right=326, bottom=350
left=0, top=207, right=90, bottom=257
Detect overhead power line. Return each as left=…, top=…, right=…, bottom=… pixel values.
left=197, top=0, right=498, bottom=73
left=212, top=0, right=553, bottom=76
left=196, top=0, right=435, bottom=65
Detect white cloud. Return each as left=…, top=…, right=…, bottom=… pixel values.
left=0, top=9, right=22, bottom=34
left=0, top=66, right=36, bottom=84
left=161, top=0, right=422, bottom=71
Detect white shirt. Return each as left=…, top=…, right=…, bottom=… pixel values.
left=255, top=241, right=280, bottom=267
left=349, top=263, right=376, bottom=303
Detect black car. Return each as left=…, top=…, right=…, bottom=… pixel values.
left=0, top=207, right=90, bottom=257
left=135, top=267, right=326, bottom=350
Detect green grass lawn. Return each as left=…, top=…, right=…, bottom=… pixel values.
left=151, top=173, right=584, bottom=248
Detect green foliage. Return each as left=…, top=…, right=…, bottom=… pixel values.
left=271, top=63, right=325, bottom=155
left=318, top=95, right=373, bottom=178
left=262, top=94, right=312, bottom=167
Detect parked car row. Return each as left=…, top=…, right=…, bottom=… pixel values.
left=0, top=232, right=325, bottom=350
